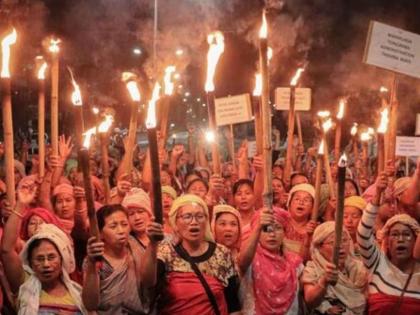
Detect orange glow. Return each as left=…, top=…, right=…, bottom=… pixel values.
left=164, top=65, right=176, bottom=96
left=379, top=86, right=388, bottom=93
left=205, top=130, right=215, bottom=143
left=350, top=123, right=358, bottom=136
left=98, top=115, right=114, bottom=133
left=48, top=38, right=60, bottom=54
left=83, top=127, right=96, bottom=148
left=145, top=82, right=161, bottom=129
left=267, top=47, right=273, bottom=62
left=338, top=153, right=347, bottom=167
left=253, top=73, right=262, bottom=97
left=122, top=72, right=141, bottom=101
left=322, top=118, right=333, bottom=133
left=1, top=28, right=17, bottom=78
left=37, top=62, right=48, bottom=80
left=259, top=10, right=268, bottom=39
left=290, top=68, right=304, bottom=86
left=317, top=110, right=330, bottom=118
left=336, top=99, right=345, bottom=120
left=318, top=139, right=325, bottom=155
left=205, top=31, right=225, bottom=92
left=360, top=131, right=372, bottom=142
left=377, top=108, right=389, bottom=134
left=68, top=68, right=82, bottom=106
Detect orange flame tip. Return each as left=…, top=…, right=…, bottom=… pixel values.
left=205, top=31, right=225, bottom=92
left=1, top=28, right=17, bottom=78
left=336, top=99, right=345, bottom=119
left=253, top=73, right=262, bottom=97
left=290, top=68, right=304, bottom=86
left=377, top=108, right=389, bottom=134
left=145, top=82, right=161, bottom=129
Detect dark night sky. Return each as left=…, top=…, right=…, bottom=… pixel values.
left=1, top=0, right=420, bottom=141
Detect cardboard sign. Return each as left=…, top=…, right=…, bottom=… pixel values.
left=396, top=136, right=420, bottom=157
left=364, top=21, right=420, bottom=78
left=416, top=114, right=420, bottom=136
left=274, top=88, right=311, bottom=111
left=215, top=93, right=252, bottom=126
left=247, top=140, right=257, bottom=158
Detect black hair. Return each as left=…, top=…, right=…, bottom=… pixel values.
left=186, top=178, right=209, bottom=193
left=345, top=178, right=360, bottom=196
left=27, top=238, right=61, bottom=268
left=97, top=204, right=128, bottom=231
left=290, top=172, right=308, bottom=184
left=232, top=179, right=254, bottom=196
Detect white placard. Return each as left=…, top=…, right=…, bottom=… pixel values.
left=396, top=136, right=420, bottom=157
left=215, top=93, right=252, bottom=126
left=247, top=140, right=257, bottom=158
left=363, top=21, right=420, bottom=78
left=416, top=114, right=420, bottom=136
left=274, top=87, right=311, bottom=111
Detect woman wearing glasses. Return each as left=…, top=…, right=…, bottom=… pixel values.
left=302, top=221, right=368, bottom=315
left=140, top=194, right=242, bottom=315
left=357, top=172, right=420, bottom=315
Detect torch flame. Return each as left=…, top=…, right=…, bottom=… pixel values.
left=48, top=38, right=60, bottom=53
left=253, top=73, right=262, bottom=97
left=205, top=130, right=215, bottom=143
left=318, top=139, right=325, bottom=155
left=290, top=68, right=304, bottom=86
left=367, top=127, right=375, bottom=136
left=322, top=118, right=333, bottom=133
left=350, top=123, right=358, bottom=136
left=360, top=131, right=372, bottom=142
left=37, top=62, right=48, bottom=80
left=204, top=31, right=225, bottom=92
left=259, top=10, right=268, bottom=39
left=379, top=86, right=388, bottom=93
left=126, top=81, right=141, bottom=102
left=145, top=82, right=161, bottom=129
left=68, top=68, right=82, bottom=106
left=267, top=47, right=273, bottom=62
left=377, top=108, right=389, bottom=134
left=83, top=127, right=97, bottom=148
left=317, top=110, right=331, bottom=118
left=336, top=99, right=345, bottom=120
left=164, top=65, right=176, bottom=96
left=98, top=115, right=114, bottom=133
left=1, top=28, right=17, bottom=78
left=338, top=153, right=348, bottom=167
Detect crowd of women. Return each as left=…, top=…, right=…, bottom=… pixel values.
left=0, top=128, right=419, bottom=315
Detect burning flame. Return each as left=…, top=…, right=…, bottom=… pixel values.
left=377, top=108, right=389, bottom=134
left=205, top=31, right=225, bottom=92
left=322, top=118, right=333, bottom=133
left=164, top=65, right=176, bottom=96
left=126, top=81, right=141, bottom=102
left=68, top=68, right=82, bottom=106
left=259, top=10, right=268, bottom=39
left=317, top=111, right=331, bottom=118
left=338, top=154, right=348, bottom=167
left=290, top=68, right=304, bottom=86
left=360, top=131, right=372, bottom=142
left=336, top=99, right=345, bottom=120
left=379, top=86, right=388, bottom=93
left=48, top=38, right=60, bottom=53
left=83, top=127, right=97, bottom=148
left=98, top=115, right=114, bottom=133
left=145, top=82, right=161, bottom=129
left=253, top=73, right=262, bottom=97
left=350, top=123, right=358, bottom=136
left=205, top=130, right=215, bottom=143
left=37, top=62, right=48, bottom=80
left=1, top=28, right=17, bottom=78
left=318, top=139, right=325, bottom=155
left=92, top=107, right=99, bottom=115
left=267, top=47, right=273, bottom=61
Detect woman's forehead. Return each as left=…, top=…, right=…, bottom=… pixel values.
left=389, top=223, right=413, bottom=233
left=179, top=203, right=205, bottom=214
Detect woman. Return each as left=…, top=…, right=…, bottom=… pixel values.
left=357, top=172, right=420, bottom=315
left=272, top=177, right=287, bottom=209
left=343, top=196, right=366, bottom=254
left=1, top=182, right=86, bottom=314
left=21, top=207, right=63, bottom=240
left=162, top=185, right=177, bottom=233
left=186, top=178, right=209, bottom=200
left=302, top=222, right=368, bottom=315
left=345, top=179, right=360, bottom=198
left=283, top=183, right=317, bottom=260
left=83, top=204, right=148, bottom=314
left=52, top=183, right=77, bottom=234
left=239, top=208, right=302, bottom=315
left=233, top=179, right=257, bottom=242
left=212, top=204, right=241, bottom=259
left=123, top=188, right=153, bottom=250
left=141, top=194, right=241, bottom=315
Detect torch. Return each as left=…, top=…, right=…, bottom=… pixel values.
left=350, top=123, right=359, bottom=167
left=98, top=115, right=114, bottom=204
left=332, top=154, right=347, bottom=270
left=379, top=86, right=389, bottom=162
left=48, top=38, right=60, bottom=156
left=252, top=73, right=263, bottom=155
left=68, top=68, right=84, bottom=148
left=284, top=68, right=304, bottom=184
left=36, top=57, right=48, bottom=178
left=387, top=75, right=399, bottom=170
left=79, top=127, right=100, bottom=239
left=318, top=112, right=336, bottom=199
left=146, top=82, right=164, bottom=227
left=1, top=28, right=17, bottom=206
left=376, top=108, right=389, bottom=175
left=334, top=99, right=346, bottom=162
left=123, top=73, right=141, bottom=175
left=360, top=129, right=373, bottom=179
left=205, top=31, right=225, bottom=175
left=311, top=139, right=325, bottom=222
left=160, top=65, right=176, bottom=148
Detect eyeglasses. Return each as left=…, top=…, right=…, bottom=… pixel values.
left=32, top=254, right=60, bottom=266
left=291, top=197, right=312, bottom=205
left=177, top=212, right=207, bottom=224
left=389, top=232, right=413, bottom=241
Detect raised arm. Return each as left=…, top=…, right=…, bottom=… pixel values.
left=140, top=221, right=164, bottom=288
left=82, top=236, right=103, bottom=311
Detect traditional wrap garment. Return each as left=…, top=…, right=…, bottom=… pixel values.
left=302, top=222, right=368, bottom=315
left=155, top=194, right=241, bottom=315
left=18, top=224, right=87, bottom=315
left=357, top=205, right=420, bottom=315
left=52, top=183, right=76, bottom=234
left=20, top=207, right=64, bottom=240
left=240, top=209, right=302, bottom=315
